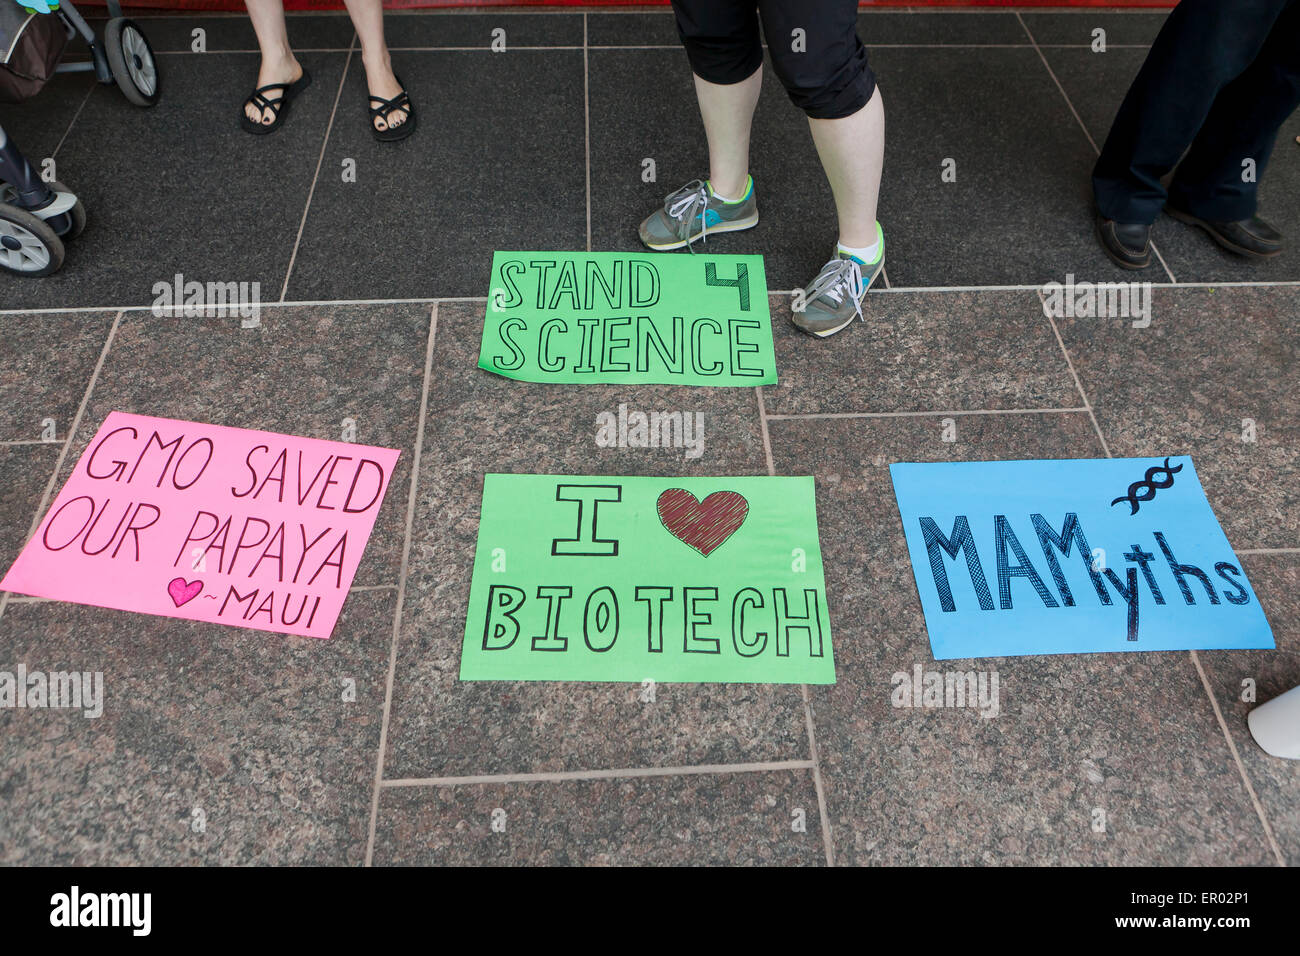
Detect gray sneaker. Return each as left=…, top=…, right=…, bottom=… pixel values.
left=638, top=178, right=759, bottom=251
left=791, top=229, right=885, bottom=338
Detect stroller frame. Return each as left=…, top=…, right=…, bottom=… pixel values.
left=1, top=1, right=158, bottom=274
left=2, top=0, right=134, bottom=210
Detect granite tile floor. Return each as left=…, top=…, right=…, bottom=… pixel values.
left=0, top=7, right=1296, bottom=866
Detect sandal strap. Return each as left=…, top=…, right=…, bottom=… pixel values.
left=246, top=82, right=293, bottom=115
left=247, top=92, right=282, bottom=114
left=369, top=89, right=411, bottom=118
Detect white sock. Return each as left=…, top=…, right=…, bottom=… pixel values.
left=837, top=238, right=880, bottom=264
left=708, top=176, right=749, bottom=204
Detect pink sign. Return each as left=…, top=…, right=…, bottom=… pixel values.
left=0, top=412, right=401, bottom=639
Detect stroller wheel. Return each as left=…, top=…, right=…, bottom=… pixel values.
left=0, top=204, right=66, bottom=276
left=52, top=181, right=87, bottom=240
left=105, top=19, right=161, bottom=108
left=0, top=181, right=87, bottom=240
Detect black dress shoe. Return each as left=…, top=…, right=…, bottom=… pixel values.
left=1165, top=206, right=1283, bottom=258
left=1095, top=212, right=1152, bottom=270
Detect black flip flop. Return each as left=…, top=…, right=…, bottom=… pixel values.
left=240, top=69, right=312, bottom=135
left=368, top=76, right=416, bottom=142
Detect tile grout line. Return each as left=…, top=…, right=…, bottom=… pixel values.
left=755, top=386, right=776, bottom=478
left=363, top=301, right=439, bottom=867
left=6, top=281, right=1300, bottom=318
left=383, top=760, right=817, bottom=788
left=1014, top=11, right=1178, bottom=285
left=51, top=81, right=96, bottom=160
left=132, top=43, right=1154, bottom=56
left=799, top=683, right=834, bottom=867
left=584, top=13, right=592, bottom=253
left=1039, top=287, right=1284, bottom=867
left=768, top=407, right=1090, bottom=421
left=1016, top=11, right=1099, bottom=151
left=1235, top=548, right=1300, bottom=556
left=756, top=385, right=835, bottom=867
left=0, top=311, right=122, bottom=625
left=3, top=581, right=397, bottom=604
left=1189, top=649, right=1286, bottom=865
left=1038, top=290, right=1112, bottom=458
left=279, top=37, right=356, bottom=304
left=102, top=8, right=1167, bottom=16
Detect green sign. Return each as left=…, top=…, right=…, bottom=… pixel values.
left=478, top=252, right=777, bottom=386
left=461, top=474, right=834, bottom=684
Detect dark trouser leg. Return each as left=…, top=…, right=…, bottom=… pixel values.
left=757, top=0, right=874, bottom=119
left=1092, top=0, right=1289, bottom=225
left=671, top=0, right=763, bottom=86
left=1167, top=1, right=1300, bottom=221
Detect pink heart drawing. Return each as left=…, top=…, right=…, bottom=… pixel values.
left=167, top=577, right=203, bottom=607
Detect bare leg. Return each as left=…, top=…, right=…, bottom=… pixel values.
left=692, top=66, right=762, bottom=198
left=342, top=0, right=407, bottom=131
left=808, top=86, right=885, bottom=249
left=243, top=0, right=302, bottom=126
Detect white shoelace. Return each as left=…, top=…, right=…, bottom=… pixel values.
left=806, top=258, right=866, bottom=321
left=665, top=181, right=712, bottom=249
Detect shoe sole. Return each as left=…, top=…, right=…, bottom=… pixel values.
left=798, top=258, right=886, bottom=339
left=1094, top=217, right=1150, bottom=270
left=642, top=213, right=760, bottom=251
left=1165, top=206, right=1282, bottom=259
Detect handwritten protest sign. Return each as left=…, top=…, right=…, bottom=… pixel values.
left=478, top=251, right=777, bottom=386
left=891, top=457, right=1275, bottom=659
left=460, top=474, right=834, bottom=683
left=0, top=412, right=400, bottom=640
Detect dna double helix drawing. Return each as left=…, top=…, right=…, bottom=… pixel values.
left=1111, top=458, right=1183, bottom=515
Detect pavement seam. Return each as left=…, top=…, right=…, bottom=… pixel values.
left=1039, top=289, right=1113, bottom=458
left=584, top=13, right=592, bottom=253
left=756, top=385, right=836, bottom=866
left=279, top=38, right=355, bottom=304
left=0, top=311, right=122, bottom=624
left=51, top=79, right=96, bottom=161
left=767, top=408, right=1091, bottom=421
left=1039, top=290, right=1286, bottom=867
left=364, top=301, right=439, bottom=867
left=1189, top=650, right=1287, bottom=866
left=382, top=760, right=817, bottom=788
left=5, top=282, right=1300, bottom=317
left=1014, top=10, right=1179, bottom=285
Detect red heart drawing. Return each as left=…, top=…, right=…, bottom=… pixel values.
left=656, top=489, right=749, bottom=557
left=167, top=577, right=203, bottom=607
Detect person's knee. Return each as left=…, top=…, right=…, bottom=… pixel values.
left=770, top=37, right=875, bottom=120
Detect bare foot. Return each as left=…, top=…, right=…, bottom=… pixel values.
left=244, top=54, right=304, bottom=126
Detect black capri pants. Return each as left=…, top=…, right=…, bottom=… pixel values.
left=671, top=0, right=875, bottom=120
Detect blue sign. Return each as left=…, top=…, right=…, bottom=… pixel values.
left=891, top=457, right=1275, bottom=659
